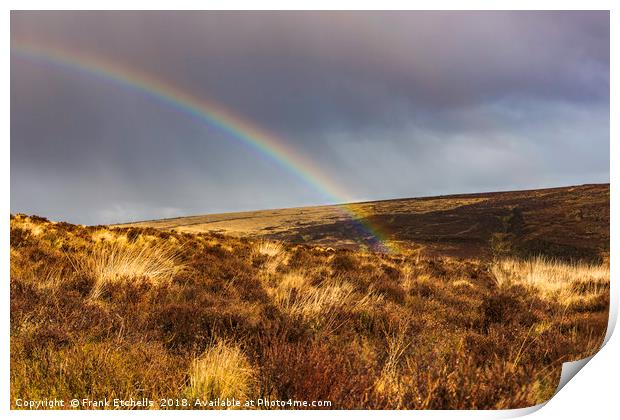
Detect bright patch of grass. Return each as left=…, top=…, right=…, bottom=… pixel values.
left=186, top=341, right=255, bottom=404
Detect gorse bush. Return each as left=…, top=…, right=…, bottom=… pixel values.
left=9, top=215, right=609, bottom=409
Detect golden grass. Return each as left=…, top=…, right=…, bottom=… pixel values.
left=10, top=215, right=610, bottom=409
left=452, top=279, right=475, bottom=289
left=74, top=241, right=184, bottom=299
left=491, top=257, right=609, bottom=307
left=275, top=279, right=383, bottom=332
left=278, top=270, right=308, bottom=290
left=254, top=240, right=284, bottom=257
left=374, top=328, right=410, bottom=404
left=186, top=341, right=255, bottom=404
left=253, top=240, right=288, bottom=274
left=10, top=259, right=64, bottom=294
left=91, top=229, right=125, bottom=243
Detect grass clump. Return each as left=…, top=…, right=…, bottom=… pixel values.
left=186, top=341, right=255, bottom=404
left=75, top=241, right=184, bottom=299
left=491, top=257, right=609, bottom=308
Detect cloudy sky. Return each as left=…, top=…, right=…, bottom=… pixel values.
left=11, top=11, right=609, bottom=224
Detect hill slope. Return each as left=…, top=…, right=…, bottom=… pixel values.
left=10, top=214, right=610, bottom=409
left=117, top=184, right=609, bottom=261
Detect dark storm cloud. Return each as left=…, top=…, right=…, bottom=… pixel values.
left=11, top=11, right=609, bottom=224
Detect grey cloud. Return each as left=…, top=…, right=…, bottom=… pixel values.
left=11, top=11, right=609, bottom=133
left=11, top=11, right=609, bottom=224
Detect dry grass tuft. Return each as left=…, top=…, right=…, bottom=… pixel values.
left=452, top=279, right=475, bottom=289
left=186, top=341, right=255, bottom=404
left=253, top=240, right=288, bottom=274
left=491, top=257, right=609, bottom=307
left=75, top=241, right=184, bottom=299
left=279, top=271, right=308, bottom=290
left=275, top=279, right=383, bottom=332
left=255, top=240, right=284, bottom=257
left=91, top=229, right=125, bottom=243
left=374, top=327, right=410, bottom=405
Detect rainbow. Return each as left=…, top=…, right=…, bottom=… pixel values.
left=12, top=42, right=395, bottom=252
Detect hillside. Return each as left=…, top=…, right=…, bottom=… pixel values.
left=117, top=184, right=609, bottom=261
left=10, top=214, right=610, bottom=409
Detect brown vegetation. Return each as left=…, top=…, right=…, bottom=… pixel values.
left=117, top=184, right=610, bottom=262
left=10, top=213, right=609, bottom=409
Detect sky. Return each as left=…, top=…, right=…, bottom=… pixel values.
left=11, top=11, right=609, bottom=225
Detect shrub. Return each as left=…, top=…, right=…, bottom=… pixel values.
left=257, top=338, right=374, bottom=408
left=481, top=286, right=538, bottom=329
left=331, top=254, right=357, bottom=272
left=371, top=278, right=406, bottom=304
left=10, top=226, right=33, bottom=248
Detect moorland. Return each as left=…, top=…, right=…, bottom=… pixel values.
left=10, top=184, right=610, bottom=409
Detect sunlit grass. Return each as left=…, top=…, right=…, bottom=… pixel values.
left=74, top=241, right=184, bottom=299
left=491, top=256, right=609, bottom=308
left=186, top=341, right=255, bottom=404
left=10, top=215, right=610, bottom=409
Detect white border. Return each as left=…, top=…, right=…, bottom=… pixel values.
left=3, top=2, right=616, bottom=419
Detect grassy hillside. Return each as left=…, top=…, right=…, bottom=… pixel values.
left=10, top=214, right=609, bottom=409
left=117, top=184, right=609, bottom=261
